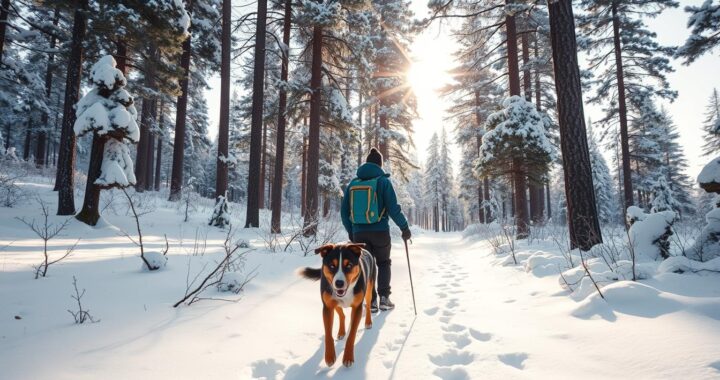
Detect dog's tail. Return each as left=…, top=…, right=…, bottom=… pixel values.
left=297, top=267, right=322, bottom=281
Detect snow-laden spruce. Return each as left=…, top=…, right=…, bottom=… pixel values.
left=74, top=55, right=139, bottom=188
left=627, top=206, right=677, bottom=261
left=677, top=0, right=720, bottom=64
left=477, top=96, right=554, bottom=180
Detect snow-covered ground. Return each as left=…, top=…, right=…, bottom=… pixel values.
left=2, top=180, right=720, bottom=379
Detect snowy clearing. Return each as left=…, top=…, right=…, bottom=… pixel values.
left=1, top=182, right=720, bottom=379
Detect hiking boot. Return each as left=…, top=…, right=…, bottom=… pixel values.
left=371, top=299, right=379, bottom=313
left=379, top=296, right=395, bottom=311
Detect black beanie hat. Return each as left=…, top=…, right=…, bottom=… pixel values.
left=366, top=148, right=383, bottom=167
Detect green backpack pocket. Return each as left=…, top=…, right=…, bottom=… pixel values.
left=349, top=177, right=385, bottom=224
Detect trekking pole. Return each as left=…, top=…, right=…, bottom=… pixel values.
left=404, top=239, right=417, bottom=316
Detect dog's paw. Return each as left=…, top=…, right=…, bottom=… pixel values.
left=337, top=333, right=346, bottom=340
left=365, top=323, right=372, bottom=330
left=325, top=349, right=336, bottom=367
left=342, top=352, right=355, bottom=368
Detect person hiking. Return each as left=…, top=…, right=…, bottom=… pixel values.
left=341, top=148, right=412, bottom=312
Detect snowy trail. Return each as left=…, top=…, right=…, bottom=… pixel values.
left=3, top=218, right=719, bottom=379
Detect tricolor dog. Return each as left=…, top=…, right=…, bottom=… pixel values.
left=299, top=243, right=377, bottom=367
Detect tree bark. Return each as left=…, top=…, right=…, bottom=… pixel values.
left=23, top=118, right=31, bottom=161
left=301, top=134, right=307, bottom=217
left=304, top=24, right=323, bottom=235
left=259, top=122, right=267, bottom=208
left=611, top=0, right=634, bottom=217
left=56, top=0, right=88, bottom=215
left=169, top=5, right=193, bottom=201
left=36, top=9, right=59, bottom=168
left=548, top=0, right=603, bottom=250
left=146, top=105, right=155, bottom=190
left=154, top=101, right=164, bottom=191
left=214, top=0, right=233, bottom=207
left=506, top=0, right=529, bottom=239
left=244, top=0, right=267, bottom=227
left=0, top=0, right=10, bottom=63
left=270, top=0, right=291, bottom=233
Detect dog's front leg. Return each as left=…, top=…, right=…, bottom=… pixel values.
left=342, top=304, right=363, bottom=367
left=323, top=305, right=336, bottom=366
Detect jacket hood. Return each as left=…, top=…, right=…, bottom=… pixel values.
left=356, top=162, right=389, bottom=180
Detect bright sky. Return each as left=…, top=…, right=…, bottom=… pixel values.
left=207, top=0, right=720, bottom=179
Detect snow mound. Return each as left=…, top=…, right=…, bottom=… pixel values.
left=142, top=252, right=167, bottom=271
left=217, top=272, right=250, bottom=293
left=698, top=157, right=720, bottom=192
left=658, top=256, right=720, bottom=274
left=572, top=281, right=683, bottom=320
left=628, top=208, right=677, bottom=261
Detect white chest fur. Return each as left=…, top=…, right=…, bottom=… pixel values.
left=333, top=285, right=357, bottom=308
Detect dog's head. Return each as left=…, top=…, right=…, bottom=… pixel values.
left=315, top=243, right=366, bottom=298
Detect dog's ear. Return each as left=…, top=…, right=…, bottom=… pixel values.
left=345, top=243, right=366, bottom=256
left=314, top=244, right=335, bottom=258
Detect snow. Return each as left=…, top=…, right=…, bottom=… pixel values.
left=94, top=139, right=136, bottom=187
left=628, top=209, right=677, bottom=261
left=1, top=180, right=719, bottom=379
left=698, top=157, right=720, bottom=187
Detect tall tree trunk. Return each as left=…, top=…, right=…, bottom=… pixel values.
left=506, top=0, right=529, bottom=239
left=522, top=32, right=543, bottom=224
left=154, top=101, right=164, bottom=191
left=304, top=24, right=323, bottom=235
left=35, top=9, right=59, bottom=168
left=245, top=0, right=267, bottom=227
left=533, top=38, right=546, bottom=221
left=215, top=0, right=232, bottom=205
left=611, top=0, right=634, bottom=217
left=56, top=0, right=88, bottom=215
left=483, top=177, right=492, bottom=222
left=23, top=118, right=31, bottom=161
left=270, top=0, right=292, bottom=233
left=259, top=122, right=267, bottom=208
left=169, top=4, right=193, bottom=201
left=548, top=0, right=603, bottom=250
left=301, top=134, right=307, bottom=217
left=0, top=0, right=10, bottom=63
left=474, top=91, right=485, bottom=224
left=146, top=103, right=156, bottom=190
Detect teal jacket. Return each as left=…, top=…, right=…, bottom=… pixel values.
left=341, top=163, right=409, bottom=234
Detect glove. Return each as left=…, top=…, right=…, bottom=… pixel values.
left=401, top=228, right=411, bottom=242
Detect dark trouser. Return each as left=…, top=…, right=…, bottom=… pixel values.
left=352, top=230, right=392, bottom=302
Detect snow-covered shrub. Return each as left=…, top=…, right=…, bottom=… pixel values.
left=698, top=156, right=720, bottom=194
left=141, top=251, right=168, bottom=271
left=627, top=207, right=677, bottom=260
left=687, top=207, right=720, bottom=262
left=0, top=162, right=26, bottom=207
left=209, top=193, right=231, bottom=228
left=217, top=272, right=252, bottom=293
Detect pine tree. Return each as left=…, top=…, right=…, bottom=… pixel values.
left=677, top=0, right=720, bottom=64
left=74, top=56, right=140, bottom=225
left=588, top=124, right=617, bottom=224
left=477, top=96, right=554, bottom=239
left=702, top=88, right=720, bottom=157
left=578, top=0, right=677, bottom=216
left=650, top=175, right=681, bottom=215
left=210, top=0, right=232, bottom=227
left=424, top=132, right=442, bottom=232
left=169, top=0, right=221, bottom=201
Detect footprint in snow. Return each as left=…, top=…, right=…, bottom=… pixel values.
left=450, top=282, right=461, bottom=288
left=250, top=359, right=285, bottom=380
left=442, top=323, right=466, bottom=333
left=441, top=274, right=454, bottom=279
left=436, top=292, right=448, bottom=299
left=443, top=332, right=472, bottom=349
left=468, top=328, right=492, bottom=342
left=504, top=299, right=516, bottom=303
left=439, top=316, right=451, bottom=324
left=446, top=299, right=459, bottom=309
left=428, top=349, right=474, bottom=366
left=425, top=307, right=440, bottom=316
left=498, top=353, right=529, bottom=370
left=442, top=310, right=454, bottom=317
left=433, top=367, right=470, bottom=380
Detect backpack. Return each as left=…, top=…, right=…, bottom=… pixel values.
left=348, top=176, right=385, bottom=225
